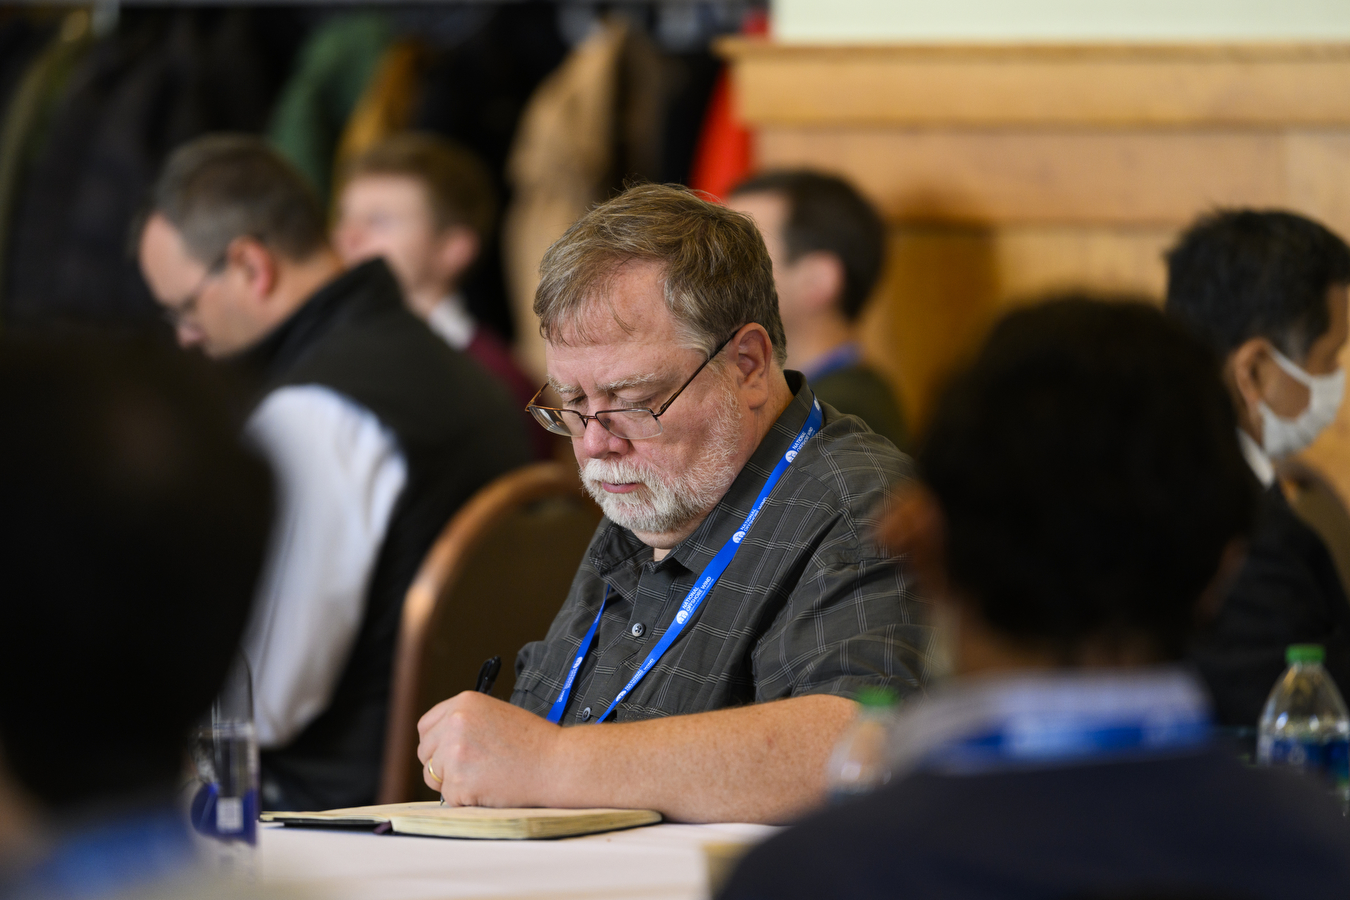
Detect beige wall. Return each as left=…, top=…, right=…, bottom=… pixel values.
left=774, top=0, right=1350, bottom=43
left=722, top=40, right=1350, bottom=503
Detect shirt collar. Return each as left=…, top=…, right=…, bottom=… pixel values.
left=889, top=667, right=1213, bottom=777
left=426, top=292, right=476, bottom=350
left=589, top=371, right=815, bottom=580
left=231, top=258, right=400, bottom=385
left=1237, top=428, right=1276, bottom=488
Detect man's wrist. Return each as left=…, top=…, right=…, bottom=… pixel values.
left=535, top=718, right=587, bottom=808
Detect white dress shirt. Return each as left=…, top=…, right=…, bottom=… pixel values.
left=242, top=385, right=408, bottom=748
left=425, top=293, right=476, bottom=351
left=1238, top=428, right=1277, bottom=489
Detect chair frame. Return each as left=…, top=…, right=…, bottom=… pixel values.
left=376, top=461, right=595, bottom=805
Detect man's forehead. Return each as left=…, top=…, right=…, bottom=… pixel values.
left=542, top=260, right=708, bottom=387
left=343, top=173, right=429, bottom=209
left=544, top=331, right=690, bottom=392
left=139, top=214, right=208, bottom=298
left=563, top=266, right=671, bottom=337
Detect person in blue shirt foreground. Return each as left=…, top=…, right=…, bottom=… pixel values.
left=0, top=337, right=272, bottom=898
left=718, top=298, right=1350, bottom=900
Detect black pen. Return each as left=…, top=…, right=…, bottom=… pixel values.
left=475, top=655, right=502, bottom=694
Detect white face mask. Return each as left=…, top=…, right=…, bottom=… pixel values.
left=1259, top=346, right=1346, bottom=459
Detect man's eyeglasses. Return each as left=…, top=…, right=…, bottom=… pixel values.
left=160, top=258, right=225, bottom=329
left=526, top=333, right=736, bottom=441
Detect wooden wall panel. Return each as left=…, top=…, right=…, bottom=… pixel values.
left=723, top=41, right=1350, bottom=504
left=757, top=127, right=1293, bottom=226
left=860, top=225, right=1173, bottom=426
left=726, top=43, right=1350, bottom=127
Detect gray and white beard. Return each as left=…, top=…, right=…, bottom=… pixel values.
left=580, top=378, right=744, bottom=538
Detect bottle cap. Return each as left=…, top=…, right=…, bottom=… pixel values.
left=1286, top=644, right=1325, bottom=665
left=856, top=686, right=898, bottom=709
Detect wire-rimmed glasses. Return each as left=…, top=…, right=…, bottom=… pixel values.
left=526, top=333, right=736, bottom=440
left=160, top=256, right=226, bottom=329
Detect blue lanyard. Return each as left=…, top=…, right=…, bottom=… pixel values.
left=547, top=395, right=825, bottom=725
left=803, top=342, right=862, bottom=383
left=928, top=712, right=1212, bottom=773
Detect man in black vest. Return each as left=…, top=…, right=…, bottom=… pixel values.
left=137, top=134, right=532, bottom=811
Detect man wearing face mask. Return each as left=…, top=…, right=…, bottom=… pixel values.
left=1166, top=209, right=1350, bottom=727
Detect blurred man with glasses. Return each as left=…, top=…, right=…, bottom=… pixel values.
left=416, top=184, right=929, bottom=824
left=137, top=134, right=531, bottom=813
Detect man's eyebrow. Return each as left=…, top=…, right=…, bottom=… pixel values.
left=597, top=373, right=665, bottom=394
left=545, top=372, right=666, bottom=398
left=545, top=376, right=578, bottom=396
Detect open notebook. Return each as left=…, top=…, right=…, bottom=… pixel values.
left=261, top=801, right=662, bottom=840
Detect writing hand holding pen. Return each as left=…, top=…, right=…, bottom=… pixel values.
left=432, top=656, right=502, bottom=805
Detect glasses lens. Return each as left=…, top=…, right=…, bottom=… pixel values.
left=528, top=406, right=583, bottom=437
left=597, top=409, right=662, bottom=440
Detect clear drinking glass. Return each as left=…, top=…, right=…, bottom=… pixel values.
left=188, top=653, right=259, bottom=877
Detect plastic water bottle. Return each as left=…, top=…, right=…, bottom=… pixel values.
left=826, top=686, right=898, bottom=802
left=1257, top=644, right=1350, bottom=814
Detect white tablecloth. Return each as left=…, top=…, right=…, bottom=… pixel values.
left=258, top=820, right=778, bottom=900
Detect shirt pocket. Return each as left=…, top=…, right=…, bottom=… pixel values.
left=508, top=640, right=558, bottom=715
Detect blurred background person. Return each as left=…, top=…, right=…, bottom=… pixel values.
left=0, top=336, right=273, bottom=898
left=333, top=133, right=549, bottom=457
left=136, top=134, right=532, bottom=812
left=728, top=169, right=908, bottom=451
left=1166, top=209, right=1350, bottom=728
left=718, top=298, right=1350, bottom=900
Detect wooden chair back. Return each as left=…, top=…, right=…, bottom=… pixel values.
left=377, top=462, right=602, bottom=804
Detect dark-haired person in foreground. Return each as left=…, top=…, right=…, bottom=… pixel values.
left=415, top=183, right=929, bottom=824
left=718, top=299, right=1350, bottom=900
left=728, top=170, right=907, bottom=450
left=136, top=135, right=532, bottom=811
left=1166, top=209, right=1350, bottom=727
left=0, top=338, right=273, bottom=897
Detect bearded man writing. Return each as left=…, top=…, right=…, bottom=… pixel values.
left=415, top=184, right=930, bottom=824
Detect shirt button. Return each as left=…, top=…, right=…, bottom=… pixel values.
left=630, top=622, right=645, bottom=638
left=580, top=707, right=592, bottom=722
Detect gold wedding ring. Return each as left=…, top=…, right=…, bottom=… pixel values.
left=426, top=760, right=444, bottom=784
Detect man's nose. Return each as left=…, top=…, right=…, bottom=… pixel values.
left=578, top=416, right=629, bottom=458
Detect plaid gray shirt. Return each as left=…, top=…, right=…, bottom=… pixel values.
left=511, top=373, right=931, bottom=724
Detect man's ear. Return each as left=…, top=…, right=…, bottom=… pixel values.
left=433, top=226, right=481, bottom=286
left=227, top=236, right=279, bottom=305
left=790, top=251, right=845, bottom=315
left=729, top=322, right=774, bottom=400
left=1228, top=337, right=1274, bottom=430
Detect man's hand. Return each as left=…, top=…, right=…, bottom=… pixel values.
left=417, top=691, right=564, bottom=807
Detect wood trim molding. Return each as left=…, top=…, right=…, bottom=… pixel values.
left=717, top=38, right=1350, bottom=127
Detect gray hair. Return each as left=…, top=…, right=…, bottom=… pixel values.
left=533, top=183, right=787, bottom=365
left=144, top=134, right=327, bottom=266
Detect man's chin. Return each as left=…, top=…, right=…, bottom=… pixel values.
left=591, top=490, right=665, bottom=534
